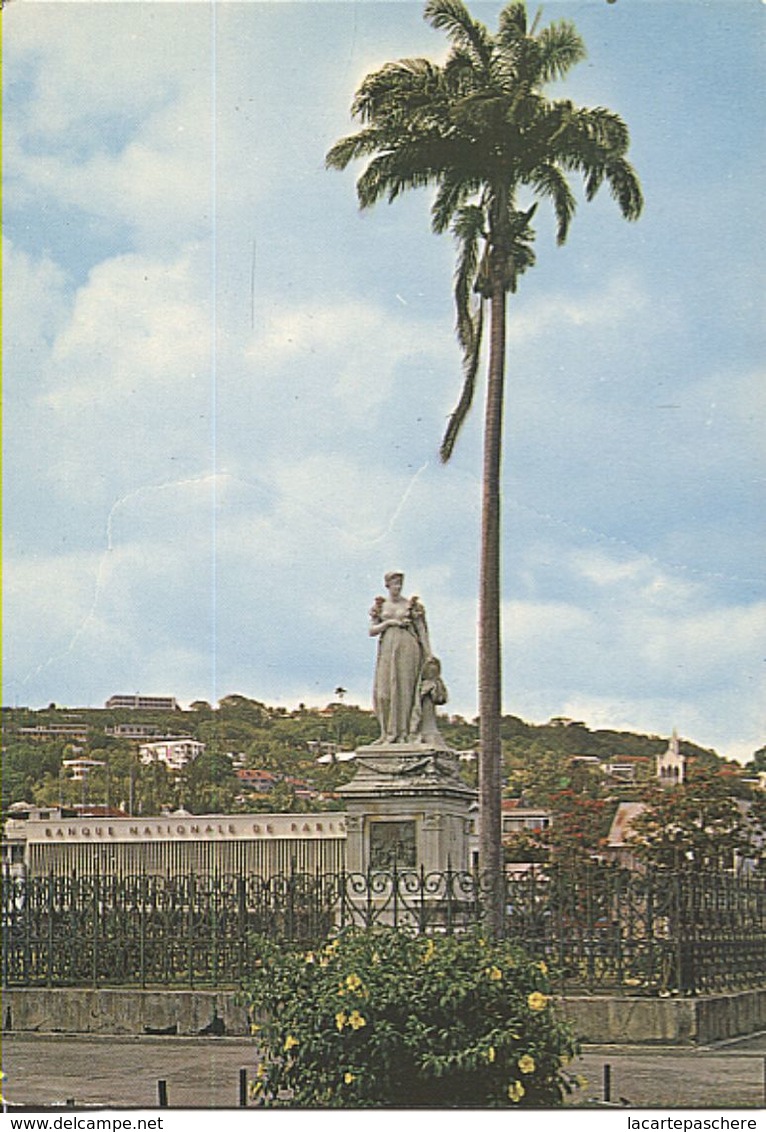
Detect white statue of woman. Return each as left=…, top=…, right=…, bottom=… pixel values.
left=369, top=571, right=432, bottom=744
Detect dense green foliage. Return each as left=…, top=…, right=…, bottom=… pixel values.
left=1, top=700, right=752, bottom=819
left=626, top=767, right=763, bottom=870
left=241, top=928, right=581, bottom=1107
left=1, top=700, right=376, bottom=816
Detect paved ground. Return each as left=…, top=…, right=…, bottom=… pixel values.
left=1, top=1032, right=765, bottom=1111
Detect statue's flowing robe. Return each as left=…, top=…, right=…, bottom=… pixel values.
left=373, top=618, right=423, bottom=743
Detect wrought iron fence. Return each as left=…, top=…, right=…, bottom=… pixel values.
left=505, top=865, right=766, bottom=995
left=3, top=866, right=764, bottom=994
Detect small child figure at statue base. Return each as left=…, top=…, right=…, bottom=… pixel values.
left=419, top=656, right=448, bottom=748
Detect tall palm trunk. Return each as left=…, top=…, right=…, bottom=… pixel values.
left=478, top=248, right=507, bottom=936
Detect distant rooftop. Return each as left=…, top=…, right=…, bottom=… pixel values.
left=105, top=695, right=179, bottom=711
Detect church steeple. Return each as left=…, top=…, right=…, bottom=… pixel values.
left=657, top=729, right=685, bottom=786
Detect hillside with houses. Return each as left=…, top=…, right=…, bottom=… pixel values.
left=2, top=696, right=764, bottom=873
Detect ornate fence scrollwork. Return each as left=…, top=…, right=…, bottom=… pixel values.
left=2, top=866, right=763, bottom=993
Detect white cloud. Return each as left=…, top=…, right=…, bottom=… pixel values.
left=20, top=245, right=214, bottom=505
left=570, top=549, right=702, bottom=607
left=2, top=237, right=71, bottom=378
left=504, top=599, right=591, bottom=642
left=2, top=548, right=114, bottom=704
left=3, top=515, right=218, bottom=707
left=508, top=273, right=651, bottom=347
left=5, top=5, right=202, bottom=129
left=637, top=604, right=766, bottom=685
left=46, top=249, right=212, bottom=403
left=243, top=297, right=454, bottom=433
left=555, top=691, right=765, bottom=767
left=571, top=550, right=649, bottom=589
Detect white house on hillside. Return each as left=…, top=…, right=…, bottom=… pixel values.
left=138, top=737, right=205, bottom=771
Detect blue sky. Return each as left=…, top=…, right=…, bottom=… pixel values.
left=3, top=0, right=764, bottom=762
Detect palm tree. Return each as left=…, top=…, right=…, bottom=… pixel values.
left=327, top=0, right=643, bottom=931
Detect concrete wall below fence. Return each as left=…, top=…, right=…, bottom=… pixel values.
left=558, top=988, right=766, bottom=1046
left=2, top=986, right=765, bottom=1046
left=1, top=989, right=250, bottom=1039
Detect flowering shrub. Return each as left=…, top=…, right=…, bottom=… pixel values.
left=241, top=928, right=580, bottom=1107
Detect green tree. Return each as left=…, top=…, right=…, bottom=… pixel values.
left=744, top=746, right=766, bottom=775
left=327, top=0, right=642, bottom=927
left=177, top=751, right=238, bottom=814
left=1, top=740, right=63, bottom=810
left=502, top=789, right=613, bottom=869
left=627, top=772, right=755, bottom=872
left=504, top=745, right=574, bottom=805
left=544, top=790, right=613, bottom=869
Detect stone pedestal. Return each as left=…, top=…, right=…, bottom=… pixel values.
left=338, top=744, right=476, bottom=875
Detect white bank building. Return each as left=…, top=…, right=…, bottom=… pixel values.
left=3, top=808, right=347, bottom=878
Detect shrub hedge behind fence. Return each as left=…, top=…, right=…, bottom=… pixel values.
left=2, top=865, right=764, bottom=995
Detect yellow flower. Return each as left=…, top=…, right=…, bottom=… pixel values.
left=346, top=973, right=363, bottom=992
left=527, top=991, right=548, bottom=1012
left=486, top=1046, right=496, bottom=1063
left=518, top=1054, right=535, bottom=1075
left=348, top=1010, right=366, bottom=1030
left=283, top=1034, right=299, bottom=1051
left=487, top=965, right=503, bottom=981
left=335, top=1011, right=347, bottom=1031
left=249, top=1022, right=261, bottom=1035
left=249, top=1080, right=263, bottom=1098
left=507, top=1080, right=525, bottom=1103
left=537, top=961, right=548, bottom=976
left=343, top=1072, right=356, bottom=1085
left=304, top=951, right=316, bottom=964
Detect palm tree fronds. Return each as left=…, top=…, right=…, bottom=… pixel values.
left=352, top=58, right=444, bottom=124
left=527, top=163, right=575, bottom=244
left=325, top=131, right=380, bottom=171
left=535, top=22, right=587, bottom=83
left=439, top=202, right=488, bottom=462
left=583, top=163, right=606, bottom=202
left=503, top=202, right=537, bottom=291
left=452, top=203, right=486, bottom=344
left=432, top=175, right=478, bottom=234
left=579, top=105, right=631, bottom=152
left=497, top=1, right=528, bottom=43
left=440, top=299, right=483, bottom=462
left=443, top=45, right=484, bottom=91
left=439, top=329, right=481, bottom=462
left=425, top=0, right=493, bottom=73
left=355, top=151, right=435, bottom=209
left=604, top=156, right=644, bottom=220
